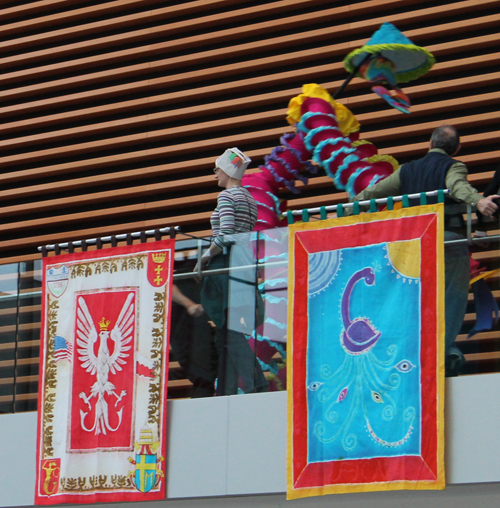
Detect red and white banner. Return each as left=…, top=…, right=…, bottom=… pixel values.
left=35, top=241, right=175, bottom=504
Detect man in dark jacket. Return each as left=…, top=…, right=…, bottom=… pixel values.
left=353, top=125, right=499, bottom=376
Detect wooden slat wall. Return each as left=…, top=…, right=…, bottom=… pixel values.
left=1, top=0, right=500, bottom=411
left=0, top=0, right=497, bottom=262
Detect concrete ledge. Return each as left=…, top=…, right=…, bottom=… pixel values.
left=1, top=374, right=500, bottom=506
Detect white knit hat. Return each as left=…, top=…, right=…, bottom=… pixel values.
left=215, top=147, right=251, bottom=180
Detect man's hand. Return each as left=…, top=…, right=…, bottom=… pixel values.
left=186, top=303, right=204, bottom=317
left=477, top=195, right=500, bottom=216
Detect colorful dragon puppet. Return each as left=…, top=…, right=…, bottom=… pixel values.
left=240, top=23, right=435, bottom=387
left=242, top=83, right=399, bottom=228
left=242, top=23, right=436, bottom=227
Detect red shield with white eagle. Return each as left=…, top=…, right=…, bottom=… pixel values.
left=147, top=251, right=171, bottom=288
left=70, top=290, right=137, bottom=451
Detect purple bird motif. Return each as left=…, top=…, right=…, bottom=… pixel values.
left=341, top=267, right=381, bottom=355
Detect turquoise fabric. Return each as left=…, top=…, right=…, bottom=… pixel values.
left=306, top=243, right=421, bottom=462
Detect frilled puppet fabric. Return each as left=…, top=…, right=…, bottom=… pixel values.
left=287, top=205, right=445, bottom=499
left=35, top=241, right=174, bottom=504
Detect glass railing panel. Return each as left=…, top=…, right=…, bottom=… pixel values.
left=0, top=260, right=42, bottom=413
left=218, top=231, right=262, bottom=395
left=1, top=213, right=500, bottom=413
left=15, top=260, right=42, bottom=413
left=169, top=229, right=290, bottom=398
left=0, top=263, right=20, bottom=413
left=196, top=228, right=289, bottom=396
left=188, top=231, right=265, bottom=396
left=169, top=240, right=217, bottom=399
left=255, top=227, right=289, bottom=392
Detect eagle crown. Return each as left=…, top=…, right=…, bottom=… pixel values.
left=98, top=317, right=111, bottom=330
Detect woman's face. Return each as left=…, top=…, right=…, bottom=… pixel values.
left=214, top=167, right=229, bottom=188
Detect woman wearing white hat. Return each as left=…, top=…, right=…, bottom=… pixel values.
left=195, top=147, right=257, bottom=269
left=194, top=147, right=267, bottom=395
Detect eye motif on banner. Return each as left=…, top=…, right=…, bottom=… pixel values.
left=76, top=292, right=134, bottom=435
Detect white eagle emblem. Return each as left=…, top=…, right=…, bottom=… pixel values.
left=76, top=292, right=134, bottom=435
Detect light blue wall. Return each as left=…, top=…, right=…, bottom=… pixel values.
left=1, top=375, right=500, bottom=507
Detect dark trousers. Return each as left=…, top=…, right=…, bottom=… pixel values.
left=214, top=313, right=268, bottom=395
left=444, top=231, right=469, bottom=366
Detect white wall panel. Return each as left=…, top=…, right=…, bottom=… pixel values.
left=2, top=374, right=500, bottom=507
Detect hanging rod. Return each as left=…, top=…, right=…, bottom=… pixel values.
left=285, top=189, right=451, bottom=217
left=38, top=226, right=181, bottom=256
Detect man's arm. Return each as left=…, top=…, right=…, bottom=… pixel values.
left=445, top=162, right=483, bottom=205
left=352, top=168, right=402, bottom=202
left=446, top=162, right=499, bottom=216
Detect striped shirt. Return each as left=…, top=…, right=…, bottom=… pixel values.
left=211, top=186, right=258, bottom=249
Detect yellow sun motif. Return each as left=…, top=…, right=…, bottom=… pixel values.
left=386, top=239, right=421, bottom=279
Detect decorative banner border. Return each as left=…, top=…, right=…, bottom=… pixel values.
left=35, top=240, right=175, bottom=504
left=287, top=205, right=445, bottom=499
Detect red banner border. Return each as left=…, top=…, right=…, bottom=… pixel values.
left=291, top=213, right=441, bottom=490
